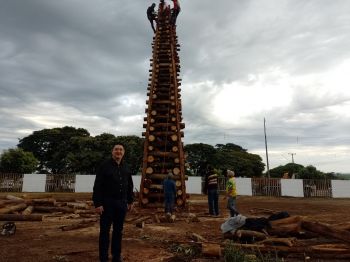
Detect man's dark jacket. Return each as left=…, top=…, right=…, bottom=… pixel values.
left=92, top=158, right=134, bottom=208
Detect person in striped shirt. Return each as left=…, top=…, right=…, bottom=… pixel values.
left=204, top=166, right=219, bottom=216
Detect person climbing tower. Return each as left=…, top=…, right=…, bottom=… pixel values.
left=170, top=0, right=181, bottom=26
left=147, top=3, right=157, bottom=33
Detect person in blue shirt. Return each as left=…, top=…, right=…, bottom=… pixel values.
left=163, top=173, right=177, bottom=215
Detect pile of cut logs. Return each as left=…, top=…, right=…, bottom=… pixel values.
left=215, top=214, right=350, bottom=260
left=0, top=194, right=97, bottom=230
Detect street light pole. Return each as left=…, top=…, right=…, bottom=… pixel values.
left=264, top=118, right=270, bottom=178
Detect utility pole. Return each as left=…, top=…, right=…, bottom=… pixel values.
left=288, top=152, right=296, bottom=178
left=264, top=118, right=270, bottom=178
left=288, top=153, right=296, bottom=164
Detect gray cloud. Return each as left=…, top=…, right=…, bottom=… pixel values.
left=1, top=0, right=350, bottom=173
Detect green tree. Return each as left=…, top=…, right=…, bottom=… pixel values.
left=18, top=126, right=90, bottom=173
left=269, top=163, right=304, bottom=178
left=214, top=143, right=264, bottom=177
left=298, top=165, right=325, bottom=179
left=0, top=148, right=38, bottom=173
left=184, top=143, right=216, bottom=176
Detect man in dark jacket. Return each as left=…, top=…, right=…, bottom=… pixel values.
left=93, top=143, right=134, bottom=262
left=147, top=3, right=157, bottom=33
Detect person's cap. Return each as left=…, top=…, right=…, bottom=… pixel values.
left=227, top=170, right=235, bottom=177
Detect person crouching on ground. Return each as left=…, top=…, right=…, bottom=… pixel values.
left=226, top=170, right=239, bottom=217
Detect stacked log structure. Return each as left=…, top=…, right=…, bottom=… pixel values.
left=140, top=2, right=186, bottom=207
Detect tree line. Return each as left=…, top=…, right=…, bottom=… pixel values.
left=0, top=126, right=339, bottom=179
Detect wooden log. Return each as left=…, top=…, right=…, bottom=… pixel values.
left=269, top=215, right=303, bottom=226
left=146, top=167, right=153, bottom=174
left=268, top=222, right=301, bottom=237
left=149, top=184, right=163, bottom=190
left=173, top=167, right=180, bottom=175
left=257, top=237, right=296, bottom=247
left=73, top=209, right=96, bottom=215
left=34, top=206, right=74, bottom=213
left=0, top=214, right=42, bottom=221
left=333, top=221, right=350, bottom=231
left=235, top=230, right=267, bottom=240
left=134, top=216, right=151, bottom=225
left=22, top=206, right=34, bottom=215
left=60, top=218, right=97, bottom=231
left=66, top=202, right=89, bottom=210
left=5, top=195, right=24, bottom=201
left=0, top=199, right=25, bottom=208
left=302, top=220, right=350, bottom=243
left=32, top=198, right=56, bottom=206
left=202, top=243, right=222, bottom=257
left=147, top=155, right=155, bottom=163
left=186, top=232, right=206, bottom=242
left=0, top=203, right=27, bottom=214
left=150, top=151, right=178, bottom=158
left=309, top=244, right=350, bottom=253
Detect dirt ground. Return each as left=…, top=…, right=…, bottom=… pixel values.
left=0, top=193, right=350, bottom=262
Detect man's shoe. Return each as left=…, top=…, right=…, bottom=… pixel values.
left=112, top=256, right=123, bottom=262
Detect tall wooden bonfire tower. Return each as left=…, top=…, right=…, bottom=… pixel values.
left=140, top=2, right=186, bottom=207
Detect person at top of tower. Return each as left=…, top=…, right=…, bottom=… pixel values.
left=170, top=0, right=181, bottom=25
left=147, top=3, right=157, bottom=33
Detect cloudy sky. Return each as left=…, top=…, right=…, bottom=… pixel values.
left=1, top=0, right=350, bottom=173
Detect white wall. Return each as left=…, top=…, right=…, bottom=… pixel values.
left=15, top=174, right=350, bottom=199
left=132, top=176, right=141, bottom=193
left=281, top=179, right=304, bottom=197
left=236, top=178, right=252, bottom=196
left=75, top=175, right=96, bottom=193
left=332, top=180, right=350, bottom=198
left=22, top=174, right=46, bottom=192
left=185, top=176, right=202, bottom=194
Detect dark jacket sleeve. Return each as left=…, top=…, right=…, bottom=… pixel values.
left=92, top=164, right=104, bottom=208
left=127, top=172, right=134, bottom=204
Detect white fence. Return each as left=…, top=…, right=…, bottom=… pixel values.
left=1, top=174, right=350, bottom=198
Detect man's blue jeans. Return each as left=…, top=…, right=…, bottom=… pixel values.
left=207, top=189, right=219, bottom=215
left=227, top=196, right=238, bottom=216
left=164, top=193, right=175, bottom=214
left=99, top=199, right=127, bottom=262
